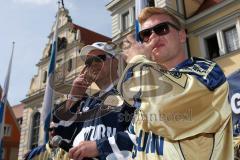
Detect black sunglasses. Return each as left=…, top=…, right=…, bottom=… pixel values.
left=85, top=54, right=112, bottom=67
left=138, top=22, right=180, bottom=43
left=48, top=127, right=55, bottom=132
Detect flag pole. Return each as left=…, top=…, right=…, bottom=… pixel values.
left=61, top=0, right=65, bottom=9
left=41, top=2, right=60, bottom=144
left=135, top=0, right=148, bottom=41
left=0, top=41, right=15, bottom=160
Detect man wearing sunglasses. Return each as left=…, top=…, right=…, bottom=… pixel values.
left=54, top=42, right=135, bottom=160
left=118, top=7, right=233, bottom=160
left=24, top=122, right=70, bottom=160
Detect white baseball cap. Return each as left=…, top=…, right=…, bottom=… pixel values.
left=80, top=42, right=117, bottom=62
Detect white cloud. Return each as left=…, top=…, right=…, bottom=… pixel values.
left=13, top=0, right=53, bottom=5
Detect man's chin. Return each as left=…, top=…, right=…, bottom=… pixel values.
left=151, top=54, right=161, bottom=61
left=151, top=56, right=165, bottom=64
left=51, top=134, right=55, bottom=138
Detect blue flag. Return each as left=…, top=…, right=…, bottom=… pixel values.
left=41, top=8, right=60, bottom=144
left=135, top=0, right=148, bottom=41
left=0, top=42, right=14, bottom=159
left=227, top=69, right=240, bottom=136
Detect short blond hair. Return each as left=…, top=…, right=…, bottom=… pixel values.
left=138, top=7, right=182, bottom=28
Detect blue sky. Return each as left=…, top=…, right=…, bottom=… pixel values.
left=0, top=0, right=112, bottom=106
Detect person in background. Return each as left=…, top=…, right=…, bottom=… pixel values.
left=24, top=122, right=69, bottom=160
left=118, top=7, right=233, bottom=160
left=54, top=42, right=135, bottom=160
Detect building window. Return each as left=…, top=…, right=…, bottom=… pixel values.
left=148, top=0, right=155, bottom=6
left=199, top=18, right=240, bottom=59
left=224, top=26, right=240, bottom=52
left=68, top=59, right=73, bottom=72
left=43, top=71, right=47, bottom=83
left=205, top=34, right=220, bottom=60
left=71, top=28, right=78, bottom=40
left=4, top=124, right=12, bottom=136
left=30, top=112, right=40, bottom=149
left=122, top=11, right=130, bottom=31
left=58, top=37, right=68, bottom=51
left=17, top=117, right=23, bottom=126
left=48, top=44, right=52, bottom=57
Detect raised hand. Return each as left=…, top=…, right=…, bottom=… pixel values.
left=122, top=33, right=160, bottom=63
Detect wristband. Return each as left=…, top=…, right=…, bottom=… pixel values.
left=67, top=94, right=81, bottom=102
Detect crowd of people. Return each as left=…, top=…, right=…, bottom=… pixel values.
left=25, top=7, right=234, bottom=160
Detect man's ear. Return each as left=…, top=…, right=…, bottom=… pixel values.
left=178, top=29, right=186, bottom=43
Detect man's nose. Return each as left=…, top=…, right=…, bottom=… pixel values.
left=149, top=31, right=159, bottom=41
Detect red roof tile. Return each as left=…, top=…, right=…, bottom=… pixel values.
left=195, top=0, right=223, bottom=15
left=71, top=23, right=111, bottom=45
left=12, top=104, right=24, bottom=119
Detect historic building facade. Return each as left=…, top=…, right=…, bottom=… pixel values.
left=0, top=86, right=21, bottom=160
left=18, top=7, right=110, bottom=159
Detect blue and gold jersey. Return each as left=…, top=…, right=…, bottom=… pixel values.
left=53, top=86, right=135, bottom=160
left=118, top=55, right=233, bottom=160
left=25, top=143, right=69, bottom=160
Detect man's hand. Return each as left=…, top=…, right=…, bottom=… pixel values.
left=66, top=66, right=98, bottom=108
left=70, top=67, right=93, bottom=97
left=68, top=141, right=99, bottom=160
left=122, top=34, right=159, bottom=63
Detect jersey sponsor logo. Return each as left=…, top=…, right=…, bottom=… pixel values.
left=179, top=62, right=215, bottom=78
left=132, top=130, right=164, bottom=158
left=73, top=124, right=116, bottom=146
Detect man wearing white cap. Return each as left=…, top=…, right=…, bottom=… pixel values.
left=55, top=42, right=135, bottom=160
